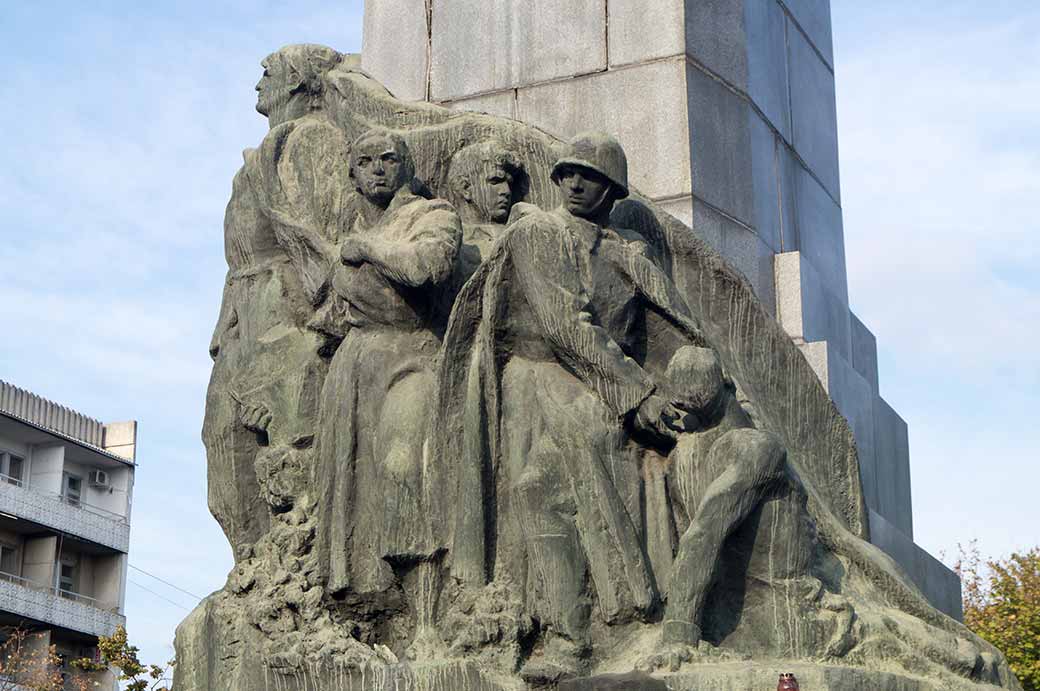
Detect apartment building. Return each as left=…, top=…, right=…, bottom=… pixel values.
left=0, top=380, right=135, bottom=689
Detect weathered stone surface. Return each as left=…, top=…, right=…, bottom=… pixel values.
left=869, top=509, right=963, bottom=621
left=445, top=91, right=517, bottom=120
left=791, top=162, right=848, bottom=303
left=430, top=0, right=607, bottom=101
left=783, top=0, right=835, bottom=68
left=361, top=0, right=428, bottom=101
left=686, top=66, right=754, bottom=227
left=787, top=22, right=841, bottom=201
left=692, top=200, right=776, bottom=314
left=749, top=112, right=783, bottom=253
left=874, top=396, right=913, bottom=538
left=851, top=311, right=880, bottom=392
left=517, top=59, right=692, bottom=200
left=775, top=250, right=852, bottom=357
left=684, top=0, right=747, bottom=90
left=607, top=0, right=685, bottom=68
left=174, top=45, right=1022, bottom=691
left=798, top=340, right=878, bottom=515
left=657, top=195, right=694, bottom=228
left=745, top=0, right=792, bottom=142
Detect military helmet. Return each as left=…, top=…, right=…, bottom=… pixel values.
left=551, top=131, right=630, bottom=199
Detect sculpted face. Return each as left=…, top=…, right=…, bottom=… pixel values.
left=556, top=164, right=615, bottom=221
left=255, top=55, right=287, bottom=117
left=352, top=136, right=410, bottom=206
left=471, top=164, right=515, bottom=224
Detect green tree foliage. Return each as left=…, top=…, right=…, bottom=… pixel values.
left=71, top=625, right=172, bottom=691
left=956, top=543, right=1040, bottom=690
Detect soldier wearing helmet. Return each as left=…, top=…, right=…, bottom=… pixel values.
left=552, top=131, right=630, bottom=222
left=435, top=132, right=710, bottom=682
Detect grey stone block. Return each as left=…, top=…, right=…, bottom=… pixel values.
left=777, top=138, right=799, bottom=251
left=684, top=0, right=748, bottom=89
left=868, top=509, right=962, bottom=621
left=430, top=0, right=607, bottom=101
left=792, top=162, right=848, bottom=303
left=874, top=396, right=913, bottom=539
left=774, top=251, right=851, bottom=358
left=799, top=340, right=876, bottom=509
left=787, top=20, right=840, bottom=200
left=745, top=0, right=791, bottom=142
left=783, top=0, right=834, bottom=68
left=442, top=90, right=517, bottom=120
left=850, top=311, right=879, bottom=392
left=749, top=111, right=782, bottom=252
left=517, top=59, right=692, bottom=199
left=692, top=200, right=776, bottom=315
left=686, top=65, right=755, bottom=227
left=608, top=0, right=685, bottom=67
left=361, top=0, right=429, bottom=101
left=657, top=195, right=694, bottom=228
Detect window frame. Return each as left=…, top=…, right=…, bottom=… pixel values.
left=0, top=449, right=26, bottom=486
left=62, top=472, right=83, bottom=506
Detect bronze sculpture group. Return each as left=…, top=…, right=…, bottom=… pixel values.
left=178, top=44, right=1021, bottom=691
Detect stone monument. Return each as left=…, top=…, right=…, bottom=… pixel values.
left=173, top=44, right=1022, bottom=691
left=361, top=0, right=958, bottom=619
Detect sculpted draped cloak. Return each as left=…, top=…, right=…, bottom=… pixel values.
left=314, top=186, right=461, bottom=596
left=205, top=115, right=347, bottom=553
left=435, top=207, right=713, bottom=625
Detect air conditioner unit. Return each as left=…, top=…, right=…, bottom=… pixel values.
left=88, top=470, right=110, bottom=488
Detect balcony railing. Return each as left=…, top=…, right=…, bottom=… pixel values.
left=49, top=491, right=128, bottom=524
left=0, top=483, right=130, bottom=553
left=0, top=569, right=123, bottom=638
left=1, top=471, right=24, bottom=487
left=0, top=570, right=118, bottom=612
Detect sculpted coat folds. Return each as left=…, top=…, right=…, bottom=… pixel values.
left=176, top=44, right=1023, bottom=691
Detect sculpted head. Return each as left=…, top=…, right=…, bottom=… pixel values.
left=256, top=44, right=342, bottom=126
left=551, top=132, right=630, bottom=224
left=349, top=129, right=416, bottom=208
left=449, top=141, right=527, bottom=224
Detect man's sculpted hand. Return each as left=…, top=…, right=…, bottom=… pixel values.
left=239, top=401, right=273, bottom=434
left=635, top=394, right=685, bottom=442
left=340, top=237, right=369, bottom=265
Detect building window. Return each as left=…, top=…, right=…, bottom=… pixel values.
left=0, top=451, right=24, bottom=486
left=62, top=472, right=82, bottom=507
left=58, top=556, right=78, bottom=595
left=0, top=543, right=18, bottom=577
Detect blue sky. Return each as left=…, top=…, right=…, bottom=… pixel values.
left=1, top=0, right=1037, bottom=672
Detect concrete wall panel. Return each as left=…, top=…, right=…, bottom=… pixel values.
left=431, top=0, right=607, bottom=101
left=517, top=60, right=691, bottom=200
left=851, top=312, right=880, bottom=392
left=793, top=163, right=848, bottom=303
left=608, top=0, right=685, bottom=67
left=684, top=0, right=747, bottom=89
left=686, top=65, right=754, bottom=226
left=775, top=251, right=851, bottom=358
left=444, top=90, right=517, bottom=120
left=361, top=0, right=429, bottom=101
left=875, top=396, right=913, bottom=538
left=782, top=0, right=834, bottom=67
left=693, top=201, right=776, bottom=314
left=869, top=510, right=961, bottom=620
left=787, top=21, right=840, bottom=200
left=745, top=0, right=791, bottom=141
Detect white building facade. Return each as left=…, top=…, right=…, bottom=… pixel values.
left=0, top=380, right=134, bottom=689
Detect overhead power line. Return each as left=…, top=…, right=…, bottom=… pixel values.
left=129, top=563, right=204, bottom=601
left=128, top=579, right=191, bottom=612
